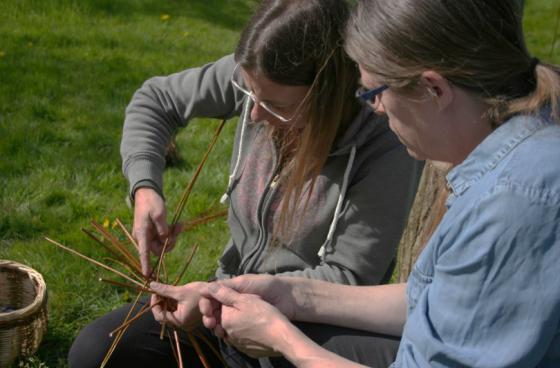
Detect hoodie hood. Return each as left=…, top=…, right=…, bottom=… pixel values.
left=330, top=107, right=388, bottom=156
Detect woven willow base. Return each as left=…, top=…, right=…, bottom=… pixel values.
left=0, top=260, right=48, bottom=368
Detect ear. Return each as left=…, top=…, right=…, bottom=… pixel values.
left=420, top=71, right=453, bottom=112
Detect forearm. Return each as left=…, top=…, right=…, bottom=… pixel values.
left=288, top=278, right=407, bottom=337
left=120, top=55, right=241, bottom=195
left=272, top=264, right=357, bottom=285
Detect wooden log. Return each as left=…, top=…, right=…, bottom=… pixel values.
left=396, top=161, right=450, bottom=282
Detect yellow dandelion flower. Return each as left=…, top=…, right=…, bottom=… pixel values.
left=160, top=14, right=171, bottom=21
left=103, top=218, right=110, bottom=228
left=182, top=31, right=190, bottom=37
left=112, top=220, right=119, bottom=229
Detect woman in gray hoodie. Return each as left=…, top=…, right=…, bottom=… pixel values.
left=68, top=0, right=421, bottom=367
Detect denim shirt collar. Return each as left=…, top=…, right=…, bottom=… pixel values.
left=446, top=111, right=551, bottom=202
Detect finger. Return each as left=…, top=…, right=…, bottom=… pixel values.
left=213, top=323, right=227, bottom=339
left=201, top=283, right=240, bottom=307
left=201, top=315, right=217, bottom=330
left=218, top=274, right=260, bottom=293
left=171, top=222, right=184, bottom=236
left=150, top=282, right=179, bottom=299
left=151, top=295, right=164, bottom=323
left=161, top=312, right=183, bottom=329
left=199, top=295, right=220, bottom=317
left=151, top=210, right=169, bottom=242
left=151, top=240, right=165, bottom=256
left=138, top=242, right=152, bottom=277
left=152, top=239, right=176, bottom=255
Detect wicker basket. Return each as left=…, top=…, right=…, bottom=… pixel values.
left=0, top=260, right=48, bottom=367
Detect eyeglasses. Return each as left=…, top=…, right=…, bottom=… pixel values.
left=231, top=64, right=300, bottom=123
left=355, top=84, right=388, bottom=111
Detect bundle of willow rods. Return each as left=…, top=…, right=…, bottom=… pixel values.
left=45, top=120, right=228, bottom=368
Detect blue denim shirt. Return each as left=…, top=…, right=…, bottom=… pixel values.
left=392, top=109, right=560, bottom=368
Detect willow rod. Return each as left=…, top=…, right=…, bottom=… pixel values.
left=44, top=237, right=146, bottom=291
left=109, top=300, right=163, bottom=337
left=170, top=119, right=227, bottom=226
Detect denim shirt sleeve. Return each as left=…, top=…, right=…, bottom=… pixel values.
left=395, top=182, right=560, bottom=368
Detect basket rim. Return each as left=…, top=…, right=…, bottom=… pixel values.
left=0, top=260, right=47, bottom=323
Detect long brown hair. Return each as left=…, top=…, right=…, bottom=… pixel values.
left=345, top=0, right=560, bottom=126
left=235, top=0, right=360, bottom=242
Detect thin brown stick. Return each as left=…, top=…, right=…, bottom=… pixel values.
left=174, top=329, right=184, bottom=368
left=81, top=228, right=130, bottom=267
left=179, top=209, right=228, bottom=233
left=99, top=278, right=154, bottom=294
left=155, top=239, right=170, bottom=283
left=194, top=330, right=228, bottom=367
left=101, top=292, right=150, bottom=368
left=82, top=227, right=143, bottom=281
left=160, top=322, right=166, bottom=340
left=44, top=237, right=147, bottom=290
left=90, top=220, right=142, bottom=273
left=101, top=257, right=145, bottom=283
left=167, top=329, right=181, bottom=365
left=171, top=119, right=226, bottom=226
left=91, top=220, right=142, bottom=271
left=115, top=218, right=140, bottom=254
left=173, top=243, right=199, bottom=286
left=188, top=333, right=211, bottom=368
left=109, top=300, right=162, bottom=337
left=162, top=257, right=169, bottom=282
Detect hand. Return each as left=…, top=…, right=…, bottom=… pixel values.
left=200, top=283, right=290, bottom=358
left=205, top=274, right=297, bottom=320
left=150, top=281, right=206, bottom=332
left=133, top=187, right=179, bottom=276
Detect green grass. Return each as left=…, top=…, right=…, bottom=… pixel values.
left=0, top=1, right=255, bottom=366
left=0, top=1, right=558, bottom=367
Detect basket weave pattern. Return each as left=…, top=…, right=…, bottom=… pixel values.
left=0, top=260, right=48, bottom=367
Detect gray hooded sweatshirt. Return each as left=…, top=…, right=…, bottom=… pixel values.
left=121, top=55, right=422, bottom=286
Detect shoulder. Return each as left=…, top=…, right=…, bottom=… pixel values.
left=499, top=120, right=560, bottom=204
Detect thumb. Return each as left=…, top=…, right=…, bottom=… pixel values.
left=208, top=283, right=240, bottom=307
left=150, top=282, right=177, bottom=299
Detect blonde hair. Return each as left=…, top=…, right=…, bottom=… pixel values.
left=344, top=0, right=560, bottom=125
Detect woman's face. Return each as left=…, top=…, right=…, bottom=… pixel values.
left=358, top=65, right=446, bottom=162
left=241, top=67, right=310, bottom=129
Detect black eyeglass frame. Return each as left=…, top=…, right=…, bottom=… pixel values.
left=355, top=84, right=389, bottom=107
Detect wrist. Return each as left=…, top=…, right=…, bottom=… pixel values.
left=274, top=320, right=340, bottom=368
left=131, top=179, right=164, bottom=203
left=270, top=317, right=305, bottom=356
left=289, top=278, right=321, bottom=322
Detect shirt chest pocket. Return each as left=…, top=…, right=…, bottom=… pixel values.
left=406, top=267, right=433, bottom=313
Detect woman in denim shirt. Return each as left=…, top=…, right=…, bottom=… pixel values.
left=150, top=1, right=560, bottom=367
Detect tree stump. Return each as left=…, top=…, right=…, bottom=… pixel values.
left=397, top=161, right=450, bottom=282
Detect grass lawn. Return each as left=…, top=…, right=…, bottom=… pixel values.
left=0, top=1, right=558, bottom=367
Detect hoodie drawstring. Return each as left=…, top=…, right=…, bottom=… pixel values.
left=318, top=144, right=357, bottom=259
left=220, top=98, right=251, bottom=204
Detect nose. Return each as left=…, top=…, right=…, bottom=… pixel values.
left=375, top=99, right=386, bottom=115
left=250, top=103, right=269, bottom=123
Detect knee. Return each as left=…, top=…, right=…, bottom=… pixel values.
left=68, top=319, right=112, bottom=368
